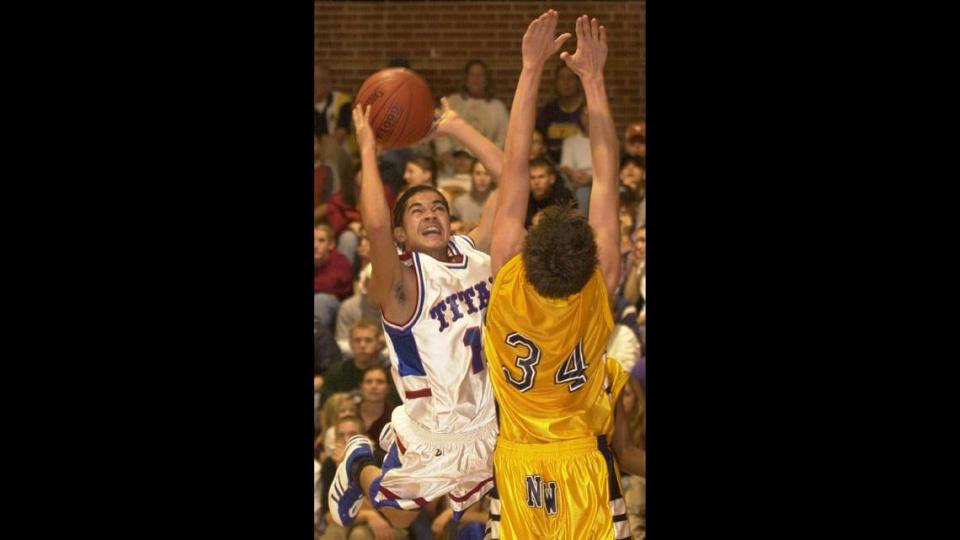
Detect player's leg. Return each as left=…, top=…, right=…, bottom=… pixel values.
left=328, top=434, right=420, bottom=529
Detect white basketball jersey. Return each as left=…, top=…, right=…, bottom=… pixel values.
left=381, top=235, right=497, bottom=434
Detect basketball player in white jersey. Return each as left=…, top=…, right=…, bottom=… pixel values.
left=328, top=101, right=504, bottom=529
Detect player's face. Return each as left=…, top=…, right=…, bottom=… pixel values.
left=350, top=327, right=379, bottom=365
left=472, top=162, right=492, bottom=193
left=530, top=131, right=545, bottom=160
left=314, top=228, right=334, bottom=264
left=555, top=66, right=579, bottom=98
left=529, top=165, right=556, bottom=200
left=399, top=191, right=451, bottom=253
left=360, top=369, right=389, bottom=403
left=634, top=228, right=646, bottom=261
left=466, top=64, right=487, bottom=98
left=404, top=162, right=433, bottom=187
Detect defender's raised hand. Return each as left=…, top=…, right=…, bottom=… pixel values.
left=522, top=10, right=572, bottom=69
left=560, top=15, right=608, bottom=81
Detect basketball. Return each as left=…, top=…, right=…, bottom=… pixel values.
left=354, top=68, right=435, bottom=149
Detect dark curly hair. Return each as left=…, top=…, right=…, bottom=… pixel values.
left=522, top=204, right=598, bottom=298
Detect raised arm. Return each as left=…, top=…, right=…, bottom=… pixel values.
left=561, top=15, right=620, bottom=295
left=434, top=97, right=505, bottom=179
left=422, top=98, right=504, bottom=253
left=352, top=105, right=416, bottom=324
left=490, top=10, right=572, bottom=275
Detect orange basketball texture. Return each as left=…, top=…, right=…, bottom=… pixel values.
left=354, top=68, right=435, bottom=149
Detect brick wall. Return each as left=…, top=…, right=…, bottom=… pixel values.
left=316, top=0, right=645, bottom=139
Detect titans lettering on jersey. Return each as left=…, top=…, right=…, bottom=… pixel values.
left=428, top=278, right=493, bottom=332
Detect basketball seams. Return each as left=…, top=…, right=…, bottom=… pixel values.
left=399, top=75, right=434, bottom=147
left=384, top=74, right=432, bottom=147
left=382, top=75, right=414, bottom=147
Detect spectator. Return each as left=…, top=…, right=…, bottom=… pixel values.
left=525, top=156, right=576, bottom=227
left=315, top=223, right=354, bottom=329
left=328, top=170, right=396, bottom=268
left=315, top=134, right=336, bottom=221
left=624, top=121, right=645, bottom=158
left=560, top=105, right=593, bottom=215
left=315, top=64, right=357, bottom=159
left=402, top=155, right=438, bottom=191
left=622, top=226, right=646, bottom=350
left=315, top=64, right=350, bottom=138
left=529, top=127, right=570, bottom=194
left=357, top=365, right=396, bottom=460
left=452, top=158, right=496, bottom=230
left=315, top=319, right=343, bottom=432
left=619, top=154, right=646, bottom=227
left=530, top=129, right=548, bottom=161
left=319, top=392, right=361, bottom=459
left=615, top=186, right=640, bottom=292
left=334, top=263, right=381, bottom=356
left=435, top=60, right=510, bottom=173
left=319, top=321, right=398, bottom=407
left=535, top=63, right=584, bottom=163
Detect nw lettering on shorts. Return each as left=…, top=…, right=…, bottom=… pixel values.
left=525, top=475, right=558, bottom=516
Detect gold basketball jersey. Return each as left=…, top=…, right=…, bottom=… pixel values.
left=483, top=254, right=627, bottom=444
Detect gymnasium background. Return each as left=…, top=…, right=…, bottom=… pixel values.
left=315, top=1, right=645, bottom=133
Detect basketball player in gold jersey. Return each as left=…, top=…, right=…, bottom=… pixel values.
left=482, top=11, right=644, bottom=539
